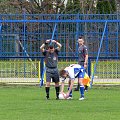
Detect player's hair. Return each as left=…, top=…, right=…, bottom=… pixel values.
left=78, top=36, right=84, bottom=40
left=59, top=69, right=67, bottom=77
left=48, top=45, right=54, bottom=49
left=78, top=36, right=85, bottom=44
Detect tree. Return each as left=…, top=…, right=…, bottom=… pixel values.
left=7, top=0, right=65, bottom=14
left=96, top=0, right=116, bottom=14
left=0, top=0, right=117, bottom=14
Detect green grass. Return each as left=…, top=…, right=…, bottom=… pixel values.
left=0, top=85, right=120, bottom=120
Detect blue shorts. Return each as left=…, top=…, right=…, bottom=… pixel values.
left=77, top=71, right=85, bottom=78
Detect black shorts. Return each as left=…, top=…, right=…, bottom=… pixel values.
left=78, top=61, right=87, bottom=72
left=79, top=61, right=84, bottom=66
left=46, top=71, right=59, bottom=83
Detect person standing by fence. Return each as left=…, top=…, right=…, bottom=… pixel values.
left=40, top=39, right=62, bottom=100
left=74, top=36, right=89, bottom=91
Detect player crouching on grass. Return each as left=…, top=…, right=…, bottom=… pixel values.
left=40, top=39, right=62, bottom=100
left=59, top=64, right=86, bottom=100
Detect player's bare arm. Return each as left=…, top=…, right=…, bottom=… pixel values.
left=84, top=54, right=88, bottom=68
left=40, top=39, right=51, bottom=52
left=68, top=79, right=74, bottom=93
left=40, top=43, right=45, bottom=52
left=66, top=79, right=74, bottom=98
left=52, top=40, right=62, bottom=50
left=60, top=81, right=65, bottom=93
left=60, top=77, right=66, bottom=93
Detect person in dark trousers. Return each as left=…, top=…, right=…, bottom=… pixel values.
left=40, top=39, right=62, bottom=99
left=74, top=36, right=88, bottom=91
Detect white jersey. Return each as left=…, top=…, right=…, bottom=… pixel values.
left=64, top=64, right=84, bottom=80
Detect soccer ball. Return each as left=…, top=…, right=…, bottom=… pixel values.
left=59, top=93, right=66, bottom=100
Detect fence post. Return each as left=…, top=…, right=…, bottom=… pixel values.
left=88, top=58, right=91, bottom=77
left=40, top=58, right=44, bottom=87
left=75, top=13, right=79, bottom=56
left=105, top=24, right=109, bottom=56
left=0, top=23, right=2, bottom=57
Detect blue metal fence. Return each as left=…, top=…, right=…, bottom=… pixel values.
left=0, top=14, right=120, bottom=58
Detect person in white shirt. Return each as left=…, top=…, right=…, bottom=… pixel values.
left=59, top=64, right=85, bottom=100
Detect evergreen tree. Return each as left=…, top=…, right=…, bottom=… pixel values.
left=96, top=0, right=116, bottom=14
left=0, top=0, right=117, bottom=14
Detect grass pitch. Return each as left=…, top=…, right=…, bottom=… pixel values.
left=0, top=85, right=120, bottom=120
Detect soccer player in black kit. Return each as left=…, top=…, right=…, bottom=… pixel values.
left=40, top=39, right=62, bottom=100
left=74, top=36, right=88, bottom=91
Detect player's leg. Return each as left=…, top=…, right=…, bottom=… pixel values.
left=52, top=72, right=60, bottom=100
left=79, top=78, right=85, bottom=100
left=74, top=62, right=84, bottom=91
left=78, top=71, right=85, bottom=100
left=67, top=80, right=73, bottom=99
left=55, top=82, right=60, bottom=100
left=84, top=85, right=88, bottom=91
left=45, top=72, right=51, bottom=99
left=74, top=79, right=79, bottom=91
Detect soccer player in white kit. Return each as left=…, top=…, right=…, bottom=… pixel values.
left=59, top=64, right=85, bottom=100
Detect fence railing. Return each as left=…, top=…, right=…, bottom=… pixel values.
left=0, top=57, right=120, bottom=84
left=0, top=14, right=120, bottom=84
left=0, top=14, right=120, bottom=58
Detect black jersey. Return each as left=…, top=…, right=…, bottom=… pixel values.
left=78, top=45, right=88, bottom=64
left=42, top=49, right=59, bottom=68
